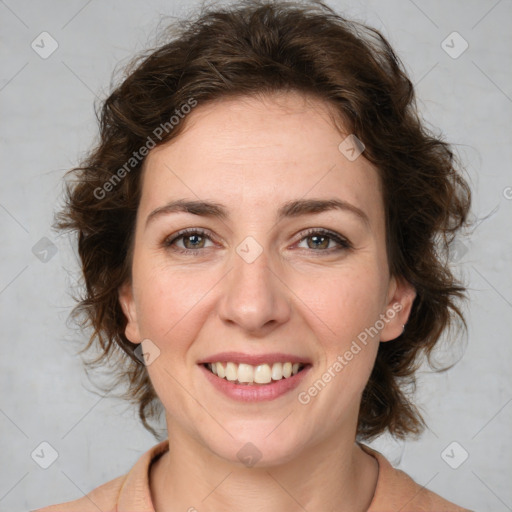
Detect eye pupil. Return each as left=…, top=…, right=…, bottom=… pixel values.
left=184, top=234, right=204, bottom=248
left=308, top=235, right=329, bottom=250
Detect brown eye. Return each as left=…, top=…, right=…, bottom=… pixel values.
left=181, top=233, right=206, bottom=249
left=306, top=233, right=330, bottom=250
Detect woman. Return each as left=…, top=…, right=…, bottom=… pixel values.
left=35, top=0, right=472, bottom=510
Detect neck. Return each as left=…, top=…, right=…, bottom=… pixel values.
left=150, top=422, right=378, bottom=512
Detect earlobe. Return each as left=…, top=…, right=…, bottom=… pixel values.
left=118, top=281, right=141, bottom=343
left=380, top=277, right=416, bottom=342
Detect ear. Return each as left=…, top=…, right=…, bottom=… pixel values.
left=118, top=281, right=142, bottom=344
left=379, top=275, right=416, bottom=342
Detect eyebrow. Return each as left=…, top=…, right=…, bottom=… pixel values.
left=145, top=198, right=370, bottom=229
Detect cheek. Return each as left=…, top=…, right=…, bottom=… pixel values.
left=132, top=262, right=209, bottom=344
left=291, top=263, right=385, bottom=395
left=292, top=262, right=387, bottom=345
left=288, top=266, right=386, bottom=436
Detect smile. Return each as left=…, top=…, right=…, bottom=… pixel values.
left=198, top=352, right=311, bottom=401
left=204, top=361, right=306, bottom=385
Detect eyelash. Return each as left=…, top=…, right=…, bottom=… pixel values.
left=162, top=227, right=352, bottom=255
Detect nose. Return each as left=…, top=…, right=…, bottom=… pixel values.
left=217, top=245, right=291, bottom=336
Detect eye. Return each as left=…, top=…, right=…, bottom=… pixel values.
left=163, top=228, right=215, bottom=253
left=162, top=227, right=352, bottom=255
left=295, top=228, right=352, bottom=252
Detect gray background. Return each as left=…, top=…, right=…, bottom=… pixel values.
left=1, top=0, right=511, bottom=510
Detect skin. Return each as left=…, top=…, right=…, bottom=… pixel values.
left=119, top=90, right=416, bottom=511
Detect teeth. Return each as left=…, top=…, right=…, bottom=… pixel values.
left=271, top=362, right=283, bottom=380
left=254, top=364, right=272, bottom=384
left=225, top=362, right=237, bottom=381
left=238, top=363, right=254, bottom=383
left=207, top=361, right=304, bottom=384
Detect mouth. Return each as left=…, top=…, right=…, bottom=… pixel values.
left=202, top=361, right=308, bottom=386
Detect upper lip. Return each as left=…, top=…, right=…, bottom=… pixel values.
left=198, top=352, right=311, bottom=366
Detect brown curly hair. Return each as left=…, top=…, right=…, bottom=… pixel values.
left=54, top=0, right=471, bottom=440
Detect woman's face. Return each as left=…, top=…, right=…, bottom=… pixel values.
left=120, top=91, right=414, bottom=466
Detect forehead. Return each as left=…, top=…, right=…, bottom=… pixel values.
left=139, top=91, right=383, bottom=225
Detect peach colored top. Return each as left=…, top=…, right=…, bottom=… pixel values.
left=33, top=440, right=471, bottom=511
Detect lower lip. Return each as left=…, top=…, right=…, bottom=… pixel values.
left=199, top=364, right=311, bottom=402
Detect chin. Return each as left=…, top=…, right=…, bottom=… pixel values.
left=202, top=422, right=309, bottom=468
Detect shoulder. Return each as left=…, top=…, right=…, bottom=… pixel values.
left=360, top=444, right=473, bottom=512
left=31, top=474, right=125, bottom=512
